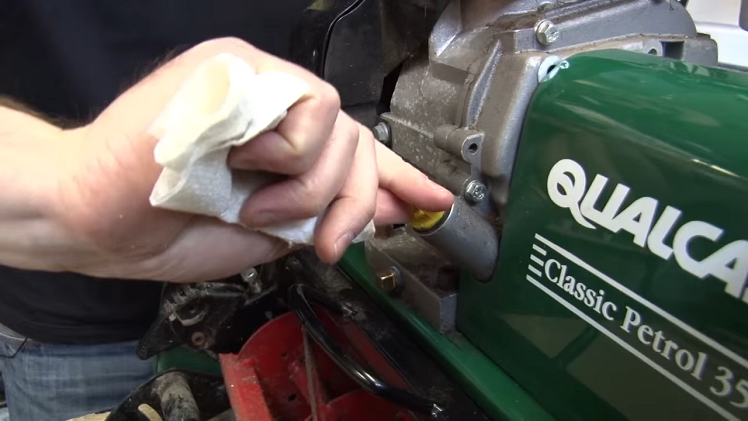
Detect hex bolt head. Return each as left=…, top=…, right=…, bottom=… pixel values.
left=376, top=267, right=401, bottom=295
left=535, top=19, right=560, bottom=46
left=372, top=121, right=392, bottom=145
left=464, top=180, right=488, bottom=204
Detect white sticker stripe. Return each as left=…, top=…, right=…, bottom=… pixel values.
left=534, top=233, right=748, bottom=370
left=532, top=244, right=547, bottom=256
left=525, top=274, right=738, bottom=421
left=530, top=254, right=545, bottom=267
left=528, top=265, right=542, bottom=277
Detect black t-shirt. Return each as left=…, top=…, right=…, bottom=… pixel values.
left=0, top=0, right=311, bottom=344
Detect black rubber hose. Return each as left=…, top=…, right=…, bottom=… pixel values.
left=288, top=283, right=443, bottom=416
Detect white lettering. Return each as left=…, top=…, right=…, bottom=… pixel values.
left=602, top=301, right=617, bottom=321
left=563, top=276, right=576, bottom=294
left=547, top=160, right=595, bottom=229
left=700, top=240, right=748, bottom=299
left=646, top=206, right=682, bottom=259
left=673, top=220, right=723, bottom=278
left=610, top=197, right=658, bottom=247
left=584, top=288, right=596, bottom=307
left=661, top=339, right=678, bottom=359
left=544, top=259, right=561, bottom=283
left=638, top=324, right=654, bottom=345
left=594, top=290, right=605, bottom=313
left=581, top=176, right=630, bottom=231
left=652, top=331, right=666, bottom=354
left=692, top=352, right=708, bottom=380
left=621, top=306, right=641, bottom=333
left=548, top=158, right=748, bottom=304
left=676, top=349, right=695, bottom=371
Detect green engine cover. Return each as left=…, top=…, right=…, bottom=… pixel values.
left=459, top=50, right=748, bottom=420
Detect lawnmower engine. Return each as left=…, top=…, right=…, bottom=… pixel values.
left=103, top=1, right=748, bottom=420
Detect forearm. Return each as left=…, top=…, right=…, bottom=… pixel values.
left=0, top=106, right=83, bottom=271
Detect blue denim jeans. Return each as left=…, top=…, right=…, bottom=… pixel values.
left=0, top=334, right=154, bottom=421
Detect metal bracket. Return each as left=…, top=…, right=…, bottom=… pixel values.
left=364, top=232, right=459, bottom=333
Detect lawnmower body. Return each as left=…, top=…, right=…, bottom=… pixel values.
left=345, top=49, right=748, bottom=420
left=107, top=1, right=748, bottom=420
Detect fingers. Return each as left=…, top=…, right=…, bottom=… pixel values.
left=314, top=124, right=378, bottom=264
left=373, top=188, right=409, bottom=226
left=216, top=37, right=341, bottom=176
left=239, top=112, right=359, bottom=228
left=98, top=37, right=341, bottom=177
left=239, top=119, right=454, bottom=259
left=186, top=39, right=452, bottom=232
left=227, top=82, right=340, bottom=175
left=375, top=142, right=454, bottom=212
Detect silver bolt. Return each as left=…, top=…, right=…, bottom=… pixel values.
left=372, top=121, right=391, bottom=145
left=464, top=180, right=487, bottom=204
left=241, top=267, right=258, bottom=283
left=241, top=267, right=262, bottom=294
left=535, top=20, right=560, bottom=46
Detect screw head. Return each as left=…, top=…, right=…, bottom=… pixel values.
left=372, top=121, right=391, bottom=145
left=464, top=180, right=487, bottom=203
left=535, top=19, right=560, bottom=46
left=241, top=267, right=263, bottom=294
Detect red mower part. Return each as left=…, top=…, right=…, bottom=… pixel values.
left=313, top=391, right=414, bottom=421
left=219, top=311, right=415, bottom=421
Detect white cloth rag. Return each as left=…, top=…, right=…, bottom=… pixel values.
left=148, top=53, right=375, bottom=245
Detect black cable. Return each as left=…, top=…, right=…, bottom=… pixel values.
left=288, top=283, right=444, bottom=417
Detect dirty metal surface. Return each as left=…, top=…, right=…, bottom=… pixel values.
left=365, top=232, right=459, bottom=333
left=105, top=370, right=229, bottom=421
left=279, top=251, right=491, bottom=420
left=385, top=0, right=717, bottom=213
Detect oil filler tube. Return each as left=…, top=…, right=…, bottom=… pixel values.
left=411, top=198, right=498, bottom=281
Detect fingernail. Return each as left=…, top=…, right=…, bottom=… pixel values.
left=333, top=232, right=354, bottom=260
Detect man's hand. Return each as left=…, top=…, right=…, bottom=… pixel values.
left=39, top=38, right=452, bottom=282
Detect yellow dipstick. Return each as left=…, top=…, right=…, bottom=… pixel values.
left=409, top=208, right=446, bottom=231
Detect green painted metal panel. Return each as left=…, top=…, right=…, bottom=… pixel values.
left=339, top=245, right=553, bottom=421
left=459, top=50, right=748, bottom=420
